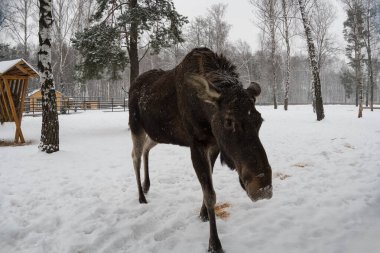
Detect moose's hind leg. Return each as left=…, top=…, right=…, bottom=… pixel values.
left=142, top=137, right=157, bottom=194
left=131, top=131, right=148, bottom=204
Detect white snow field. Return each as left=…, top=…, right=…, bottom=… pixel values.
left=1, top=105, right=380, bottom=253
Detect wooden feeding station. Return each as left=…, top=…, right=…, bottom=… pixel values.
left=0, top=59, right=39, bottom=143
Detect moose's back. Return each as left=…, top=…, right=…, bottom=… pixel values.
left=128, top=69, right=189, bottom=146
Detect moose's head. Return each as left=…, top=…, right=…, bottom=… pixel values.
left=190, top=75, right=273, bottom=202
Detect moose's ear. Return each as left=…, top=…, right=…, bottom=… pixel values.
left=186, top=74, right=221, bottom=106
left=246, top=81, right=261, bottom=98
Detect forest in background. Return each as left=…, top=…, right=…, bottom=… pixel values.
left=0, top=0, right=379, bottom=106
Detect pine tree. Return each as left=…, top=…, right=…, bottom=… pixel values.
left=339, top=67, right=355, bottom=103
left=38, top=0, right=59, bottom=153
left=298, top=0, right=325, bottom=121
left=72, top=0, right=188, bottom=84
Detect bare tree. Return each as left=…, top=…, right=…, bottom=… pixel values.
left=6, top=0, right=36, bottom=59
left=308, top=1, right=339, bottom=69
left=298, top=0, right=325, bottom=120
left=308, top=0, right=339, bottom=111
left=280, top=0, right=295, bottom=110
left=51, top=0, right=85, bottom=95
left=208, top=3, right=231, bottom=54
left=186, top=16, right=212, bottom=49
left=294, top=0, right=339, bottom=111
left=0, top=1, right=8, bottom=31
left=186, top=3, right=231, bottom=55
left=250, top=0, right=281, bottom=109
left=231, top=40, right=254, bottom=85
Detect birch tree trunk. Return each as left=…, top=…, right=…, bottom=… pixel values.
left=354, top=8, right=364, bottom=118
left=282, top=0, right=290, bottom=111
left=298, top=0, right=325, bottom=120
left=365, top=0, right=374, bottom=112
left=38, top=0, right=59, bottom=153
left=270, top=0, right=278, bottom=109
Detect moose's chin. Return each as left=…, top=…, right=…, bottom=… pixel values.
left=247, top=185, right=273, bottom=202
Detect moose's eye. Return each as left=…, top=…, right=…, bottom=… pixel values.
left=224, top=117, right=235, bottom=130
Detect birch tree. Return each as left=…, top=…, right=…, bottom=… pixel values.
left=38, top=0, right=59, bottom=153
left=280, top=0, right=294, bottom=110
left=298, top=0, right=325, bottom=120
left=363, top=0, right=377, bottom=111
left=306, top=0, right=338, bottom=111
left=250, top=0, right=281, bottom=109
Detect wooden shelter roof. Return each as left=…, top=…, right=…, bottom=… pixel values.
left=0, top=59, right=39, bottom=78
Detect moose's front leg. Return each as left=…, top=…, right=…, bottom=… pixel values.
left=191, top=145, right=223, bottom=253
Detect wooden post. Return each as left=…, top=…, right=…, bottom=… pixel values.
left=0, top=79, right=12, bottom=121
left=3, top=78, right=25, bottom=143
left=18, top=78, right=28, bottom=120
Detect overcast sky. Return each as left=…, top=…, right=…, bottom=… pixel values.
left=172, top=0, right=347, bottom=55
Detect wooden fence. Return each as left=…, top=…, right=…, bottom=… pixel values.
left=24, top=97, right=128, bottom=116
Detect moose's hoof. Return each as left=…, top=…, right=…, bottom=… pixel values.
left=199, top=208, right=209, bottom=222
left=139, top=196, right=148, bottom=204
left=208, top=239, right=223, bottom=253
left=208, top=245, right=224, bottom=253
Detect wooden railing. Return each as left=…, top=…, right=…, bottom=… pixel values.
left=24, top=97, right=128, bottom=116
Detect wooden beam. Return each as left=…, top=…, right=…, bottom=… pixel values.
left=19, top=79, right=28, bottom=119
left=0, top=75, right=29, bottom=80
left=3, top=78, right=25, bottom=143
left=15, top=79, right=28, bottom=141
left=0, top=85, right=7, bottom=121
left=0, top=80, right=12, bottom=121
left=15, top=63, right=31, bottom=76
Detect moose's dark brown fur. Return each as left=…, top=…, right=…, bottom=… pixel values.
left=129, top=47, right=272, bottom=253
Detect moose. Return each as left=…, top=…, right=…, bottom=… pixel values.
left=128, top=47, right=272, bottom=253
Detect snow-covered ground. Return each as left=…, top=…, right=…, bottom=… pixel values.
left=1, top=105, right=379, bottom=253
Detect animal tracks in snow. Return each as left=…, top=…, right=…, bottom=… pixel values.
left=273, top=172, right=292, bottom=180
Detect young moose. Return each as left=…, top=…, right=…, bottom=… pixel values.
left=129, top=47, right=272, bottom=253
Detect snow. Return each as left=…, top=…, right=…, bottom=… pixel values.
left=0, top=59, right=23, bottom=74
left=0, top=59, right=38, bottom=76
left=1, top=105, right=380, bottom=253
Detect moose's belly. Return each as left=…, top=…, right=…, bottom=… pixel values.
left=138, top=98, right=190, bottom=147
left=142, top=116, right=189, bottom=147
